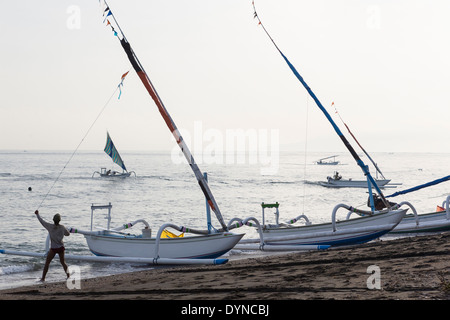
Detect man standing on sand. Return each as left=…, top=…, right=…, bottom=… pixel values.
left=34, top=210, right=70, bottom=281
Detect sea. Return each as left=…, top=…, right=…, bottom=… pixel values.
left=0, top=150, right=449, bottom=290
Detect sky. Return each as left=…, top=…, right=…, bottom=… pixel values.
left=0, top=0, right=449, bottom=153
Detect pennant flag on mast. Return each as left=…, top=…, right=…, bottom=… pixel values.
left=103, top=11, right=112, bottom=23
left=117, top=70, right=129, bottom=99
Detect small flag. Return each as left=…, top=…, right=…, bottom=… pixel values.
left=121, top=71, right=129, bottom=81
left=117, top=71, right=130, bottom=99
left=103, top=9, right=112, bottom=23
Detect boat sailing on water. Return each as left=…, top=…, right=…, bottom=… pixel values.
left=319, top=171, right=392, bottom=189
left=92, top=132, right=136, bottom=178
left=224, top=2, right=409, bottom=250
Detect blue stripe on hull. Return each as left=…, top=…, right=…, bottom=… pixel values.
left=90, top=248, right=230, bottom=260
left=267, top=230, right=389, bottom=248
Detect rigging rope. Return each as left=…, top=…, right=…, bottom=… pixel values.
left=37, top=80, right=125, bottom=210
left=302, top=96, right=309, bottom=215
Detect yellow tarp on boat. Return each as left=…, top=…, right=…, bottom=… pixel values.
left=161, top=229, right=184, bottom=238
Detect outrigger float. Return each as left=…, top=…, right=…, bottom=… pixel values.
left=0, top=250, right=229, bottom=266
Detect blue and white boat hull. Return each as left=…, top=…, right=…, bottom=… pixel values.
left=260, top=209, right=407, bottom=247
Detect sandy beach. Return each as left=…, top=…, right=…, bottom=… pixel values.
left=1, top=232, right=449, bottom=301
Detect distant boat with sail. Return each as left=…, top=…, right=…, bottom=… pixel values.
left=92, top=132, right=135, bottom=178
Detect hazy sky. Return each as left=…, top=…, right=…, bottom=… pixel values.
left=1, top=0, right=449, bottom=153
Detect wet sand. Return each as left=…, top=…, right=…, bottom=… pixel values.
left=1, top=232, right=449, bottom=301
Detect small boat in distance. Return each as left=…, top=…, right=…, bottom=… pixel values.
left=318, top=171, right=392, bottom=188
left=316, top=155, right=339, bottom=165
left=92, top=131, right=136, bottom=178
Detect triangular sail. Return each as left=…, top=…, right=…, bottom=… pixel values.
left=104, top=132, right=127, bottom=172
left=101, top=1, right=227, bottom=230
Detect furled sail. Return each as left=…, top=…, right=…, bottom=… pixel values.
left=104, top=131, right=127, bottom=172
left=101, top=1, right=227, bottom=230
left=387, top=175, right=450, bottom=198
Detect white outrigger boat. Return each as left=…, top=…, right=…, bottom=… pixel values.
left=316, top=155, right=339, bottom=165
left=92, top=132, right=136, bottom=178
left=342, top=196, right=450, bottom=236
left=70, top=203, right=243, bottom=260
left=226, top=3, right=410, bottom=251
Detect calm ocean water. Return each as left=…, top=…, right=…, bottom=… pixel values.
left=0, top=150, right=448, bottom=290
